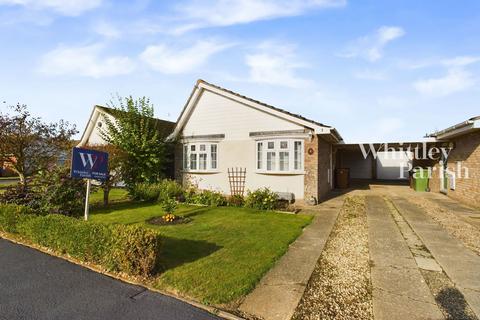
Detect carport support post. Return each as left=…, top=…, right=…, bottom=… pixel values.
left=84, top=179, right=91, bottom=221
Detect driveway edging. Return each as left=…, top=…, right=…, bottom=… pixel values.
left=239, top=196, right=344, bottom=320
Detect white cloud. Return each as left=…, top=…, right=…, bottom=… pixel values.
left=441, top=55, right=480, bottom=67
left=410, top=55, right=480, bottom=97
left=0, top=0, right=103, bottom=16
left=93, top=21, right=121, bottom=39
left=173, top=0, right=346, bottom=33
left=342, top=26, right=405, bottom=62
left=353, top=69, right=387, bottom=80
left=401, top=55, right=480, bottom=70
left=245, top=42, right=312, bottom=88
left=140, top=40, right=232, bottom=74
left=38, top=44, right=135, bottom=78
left=413, top=68, right=475, bottom=97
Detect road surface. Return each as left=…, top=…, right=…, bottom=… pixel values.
left=0, top=239, right=221, bottom=320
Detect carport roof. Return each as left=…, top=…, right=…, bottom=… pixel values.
left=334, top=140, right=443, bottom=151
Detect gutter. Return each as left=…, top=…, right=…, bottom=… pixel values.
left=430, top=116, right=480, bottom=138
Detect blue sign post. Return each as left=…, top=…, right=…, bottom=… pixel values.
left=71, top=147, right=109, bottom=221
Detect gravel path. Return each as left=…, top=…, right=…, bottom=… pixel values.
left=407, top=196, right=480, bottom=255
left=292, top=196, right=373, bottom=320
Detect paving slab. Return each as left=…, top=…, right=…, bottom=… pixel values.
left=239, top=197, right=343, bottom=320
left=415, top=257, right=443, bottom=272
left=366, top=196, right=443, bottom=320
left=392, top=197, right=480, bottom=318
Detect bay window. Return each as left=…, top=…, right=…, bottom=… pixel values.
left=256, top=139, right=304, bottom=173
left=183, top=142, right=219, bottom=171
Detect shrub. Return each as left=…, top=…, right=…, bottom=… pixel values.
left=0, top=166, right=86, bottom=216
left=131, top=183, right=161, bottom=202
left=188, top=190, right=227, bottom=206
left=162, top=198, right=177, bottom=214
left=227, top=194, right=245, bottom=207
left=0, top=184, right=42, bottom=210
left=183, top=187, right=198, bottom=204
left=1, top=208, right=161, bottom=277
left=158, top=179, right=184, bottom=203
left=245, top=188, right=279, bottom=210
left=0, top=204, right=34, bottom=233
left=110, top=224, right=161, bottom=276
left=32, top=167, right=87, bottom=216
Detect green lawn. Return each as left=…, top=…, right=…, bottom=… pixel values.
left=89, top=188, right=129, bottom=205
left=91, top=203, right=312, bottom=304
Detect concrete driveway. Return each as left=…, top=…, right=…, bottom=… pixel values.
left=353, top=183, right=480, bottom=319
left=0, top=239, right=221, bottom=320
left=246, top=182, right=480, bottom=320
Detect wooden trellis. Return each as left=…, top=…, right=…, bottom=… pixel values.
left=228, top=167, right=246, bottom=196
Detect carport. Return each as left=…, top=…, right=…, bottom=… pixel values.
left=333, top=141, right=443, bottom=187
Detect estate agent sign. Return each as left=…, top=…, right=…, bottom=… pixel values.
left=71, top=147, right=109, bottom=181
left=71, top=147, right=109, bottom=221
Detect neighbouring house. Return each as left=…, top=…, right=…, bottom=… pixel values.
left=428, top=116, right=480, bottom=208
left=78, top=105, right=176, bottom=147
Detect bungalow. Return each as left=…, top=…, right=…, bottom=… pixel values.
left=170, top=80, right=343, bottom=203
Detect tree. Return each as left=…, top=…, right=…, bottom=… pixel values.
left=87, top=143, right=125, bottom=206
left=99, top=96, right=174, bottom=191
left=0, top=104, right=77, bottom=186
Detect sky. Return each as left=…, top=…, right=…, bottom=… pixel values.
left=0, top=0, right=479, bottom=142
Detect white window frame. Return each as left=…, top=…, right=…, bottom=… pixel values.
left=255, top=139, right=304, bottom=174
left=183, top=142, right=219, bottom=172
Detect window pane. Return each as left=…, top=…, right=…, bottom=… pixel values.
left=280, top=141, right=288, bottom=149
left=191, top=145, right=196, bottom=152
left=200, top=144, right=206, bottom=151
left=211, top=144, right=217, bottom=169
left=183, top=145, right=188, bottom=169
left=199, top=153, right=207, bottom=170
left=279, top=152, right=289, bottom=171
left=267, top=152, right=276, bottom=171
left=257, top=142, right=263, bottom=170
left=294, top=141, right=302, bottom=170
left=190, top=153, right=197, bottom=170
left=267, top=141, right=274, bottom=149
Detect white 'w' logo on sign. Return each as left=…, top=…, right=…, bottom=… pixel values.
left=79, top=153, right=97, bottom=169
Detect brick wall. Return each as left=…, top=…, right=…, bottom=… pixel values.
left=444, top=131, right=480, bottom=207
left=304, top=134, right=332, bottom=203
left=304, top=135, right=318, bottom=201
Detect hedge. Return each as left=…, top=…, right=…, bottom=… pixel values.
left=0, top=204, right=161, bottom=277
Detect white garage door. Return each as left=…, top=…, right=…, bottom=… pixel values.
left=376, top=151, right=412, bottom=180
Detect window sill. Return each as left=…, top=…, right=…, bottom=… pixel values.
left=182, top=170, right=220, bottom=174
left=255, top=170, right=305, bottom=176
